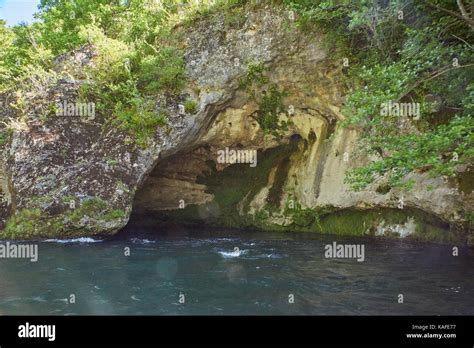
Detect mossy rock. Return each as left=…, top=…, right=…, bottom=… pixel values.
left=0, top=197, right=127, bottom=240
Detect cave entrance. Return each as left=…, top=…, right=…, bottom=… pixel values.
left=122, top=135, right=304, bottom=237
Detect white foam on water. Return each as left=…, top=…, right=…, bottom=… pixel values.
left=130, top=238, right=155, bottom=244
left=53, top=298, right=69, bottom=303
left=246, top=253, right=283, bottom=260
left=44, top=237, right=102, bottom=244
left=218, top=249, right=248, bottom=258
left=31, top=296, right=47, bottom=302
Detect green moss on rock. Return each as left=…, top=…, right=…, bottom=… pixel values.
left=0, top=197, right=127, bottom=240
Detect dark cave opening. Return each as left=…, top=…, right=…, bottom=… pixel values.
left=122, top=134, right=305, bottom=236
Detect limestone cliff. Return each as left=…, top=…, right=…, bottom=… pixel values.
left=0, top=5, right=472, bottom=243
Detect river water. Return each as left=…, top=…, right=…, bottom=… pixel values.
left=0, top=228, right=472, bottom=315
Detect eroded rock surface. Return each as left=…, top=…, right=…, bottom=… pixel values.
left=0, top=5, right=472, bottom=242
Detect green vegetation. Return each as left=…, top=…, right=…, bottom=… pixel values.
left=67, top=197, right=122, bottom=222
left=1, top=197, right=126, bottom=239
left=1, top=0, right=471, bottom=181
left=114, top=99, right=167, bottom=148
left=255, top=204, right=452, bottom=242
left=284, top=198, right=323, bottom=231
left=255, top=84, right=288, bottom=135
left=0, top=0, right=192, bottom=146
left=284, top=0, right=473, bottom=191
left=2, top=208, right=47, bottom=239
left=183, top=98, right=198, bottom=114
left=181, top=0, right=250, bottom=28
left=4, top=0, right=467, bottom=181
left=238, top=61, right=268, bottom=89
left=238, top=61, right=293, bottom=135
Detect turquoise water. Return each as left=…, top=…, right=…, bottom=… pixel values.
left=0, top=229, right=472, bottom=315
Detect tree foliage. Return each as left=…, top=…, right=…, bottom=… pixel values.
left=286, top=0, right=473, bottom=191
left=0, top=0, right=472, bottom=187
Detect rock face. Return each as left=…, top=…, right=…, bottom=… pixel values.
left=0, top=6, right=472, bottom=243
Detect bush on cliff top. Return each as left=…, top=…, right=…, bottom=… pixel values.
left=0, top=0, right=472, bottom=189
left=284, top=0, right=473, bottom=190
